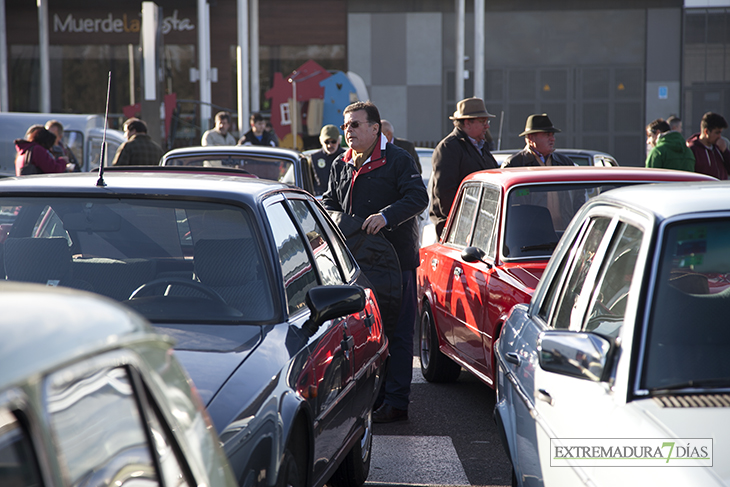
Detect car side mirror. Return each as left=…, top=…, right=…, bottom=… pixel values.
left=537, top=331, right=611, bottom=382
left=461, top=246, right=492, bottom=268
left=303, top=285, right=366, bottom=335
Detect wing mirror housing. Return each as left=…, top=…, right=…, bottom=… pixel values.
left=461, top=246, right=492, bottom=268
left=537, top=331, right=612, bottom=382
left=303, top=285, right=366, bottom=335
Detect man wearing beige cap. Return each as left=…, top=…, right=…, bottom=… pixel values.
left=502, top=113, right=574, bottom=168
left=309, top=124, right=344, bottom=195
left=430, top=97, right=499, bottom=236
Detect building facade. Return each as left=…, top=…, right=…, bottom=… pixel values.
left=4, top=0, right=730, bottom=164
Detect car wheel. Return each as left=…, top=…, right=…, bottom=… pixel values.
left=276, top=448, right=304, bottom=487
left=419, top=303, right=461, bottom=383
left=329, top=408, right=373, bottom=487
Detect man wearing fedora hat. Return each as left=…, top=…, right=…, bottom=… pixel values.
left=502, top=113, right=574, bottom=168
left=430, top=97, right=499, bottom=236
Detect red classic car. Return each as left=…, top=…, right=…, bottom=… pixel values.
left=417, top=166, right=715, bottom=388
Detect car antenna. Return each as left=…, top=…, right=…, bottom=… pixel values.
left=96, top=70, right=112, bottom=187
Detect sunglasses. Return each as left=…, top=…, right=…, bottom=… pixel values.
left=324, top=139, right=338, bottom=145
left=340, top=120, right=370, bottom=131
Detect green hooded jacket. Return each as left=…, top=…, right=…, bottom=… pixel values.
left=645, top=131, right=695, bottom=172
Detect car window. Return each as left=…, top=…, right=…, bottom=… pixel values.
left=504, top=182, right=626, bottom=260
left=642, top=217, right=730, bottom=390
left=566, top=155, right=591, bottom=166
left=0, top=408, right=42, bottom=487
left=288, top=199, right=344, bottom=286
left=0, top=197, right=273, bottom=323
left=266, top=201, right=319, bottom=316
left=47, top=366, right=162, bottom=487
left=446, top=185, right=481, bottom=247
left=549, top=217, right=612, bottom=330
left=471, top=185, right=500, bottom=259
left=141, top=385, right=193, bottom=487
left=584, top=223, right=643, bottom=338
left=166, top=155, right=294, bottom=183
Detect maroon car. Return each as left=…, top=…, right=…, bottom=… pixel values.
left=417, top=166, right=715, bottom=387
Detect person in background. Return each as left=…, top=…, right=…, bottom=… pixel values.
left=112, top=118, right=164, bottom=166
left=238, top=112, right=277, bottom=147
left=687, top=112, right=730, bottom=180
left=45, top=120, right=79, bottom=171
left=201, top=111, right=236, bottom=146
left=265, top=120, right=280, bottom=147
left=667, top=115, right=682, bottom=134
left=15, top=125, right=68, bottom=175
left=381, top=119, right=421, bottom=173
left=645, top=119, right=694, bottom=172
left=309, top=124, right=344, bottom=195
left=646, top=118, right=666, bottom=157
left=322, top=101, right=428, bottom=423
left=502, top=113, right=574, bottom=168
left=430, top=97, right=498, bottom=237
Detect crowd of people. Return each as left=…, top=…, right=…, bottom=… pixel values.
left=645, top=112, right=730, bottom=180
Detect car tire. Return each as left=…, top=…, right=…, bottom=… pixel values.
left=419, top=302, right=461, bottom=383
left=276, top=448, right=305, bottom=487
left=329, top=408, right=373, bottom=487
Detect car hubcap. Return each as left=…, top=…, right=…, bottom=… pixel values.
left=361, top=408, right=372, bottom=463
left=420, top=311, right=431, bottom=369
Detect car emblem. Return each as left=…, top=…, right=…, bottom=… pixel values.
left=431, top=258, right=438, bottom=271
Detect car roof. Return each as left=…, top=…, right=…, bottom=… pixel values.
left=0, top=282, right=159, bottom=391
left=163, top=145, right=303, bottom=160
left=462, top=166, right=716, bottom=190
left=0, top=171, right=292, bottom=202
left=592, top=179, right=730, bottom=219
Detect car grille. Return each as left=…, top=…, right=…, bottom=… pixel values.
left=654, top=394, right=730, bottom=408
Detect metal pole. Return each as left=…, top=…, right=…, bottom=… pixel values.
left=37, top=0, right=51, bottom=113
left=197, top=0, right=211, bottom=131
left=128, top=44, right=135, bottom=106
left=0, top=0, right=8, bottom=111
left=250, top=0, right=260, bottom=112
left=291, top=80, right=297, bottom=149
left=455, top=0, right=464, bottom=104
left=474, top=0, right=485, bottom=99
left=236, top=0, right=249, bottom=135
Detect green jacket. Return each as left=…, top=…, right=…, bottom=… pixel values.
left=645, top=131, right=695, bottom=172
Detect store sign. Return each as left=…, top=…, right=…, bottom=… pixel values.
left=53, top=10, right=194, bottom=34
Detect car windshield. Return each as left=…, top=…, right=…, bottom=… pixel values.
left=0, top=197, right=275, bottom=324
left=503, top=182, right=627, bottom=260
left=165, top=154, right=295, bottom=184
left=642, top=217, right=730, bottom=392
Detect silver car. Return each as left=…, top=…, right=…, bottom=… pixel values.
left=0, top=282, right=237, bottom=487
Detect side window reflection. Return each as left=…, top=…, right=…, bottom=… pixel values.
left=0, top=408, right=42, bottom=487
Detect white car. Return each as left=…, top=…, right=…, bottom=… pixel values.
left=496, top=180, right=729, bottom=486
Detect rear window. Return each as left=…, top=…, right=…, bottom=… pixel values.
left=165, top=155, right=295, bottom=185
left=0, top=197, right=275, bottom=323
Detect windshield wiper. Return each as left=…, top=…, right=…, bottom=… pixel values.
left=521, top=242, right=558, bottom=252
left=650, top=378, right=730, bottom=394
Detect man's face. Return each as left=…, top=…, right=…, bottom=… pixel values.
left=216, top=118, right=230, bottom=135
left=527, top=132, right=555, bottom=155
left=124, top=127, right=136, bottom=140
left=704, top=127, right=724, bottom=146
left=343, top=110, right=378, bottom=152
left=251, top=119, right=266, bottom=136
left=462, top=117, right=489, bottom=142
left=47, top=126, right=63, bottom=145
left=322, top=136, right=340, bottom=155
left=646, top=128, right=659, bottom=148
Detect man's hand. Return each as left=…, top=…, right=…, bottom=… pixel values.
left=717, top=136, right=728, bottom=152
left=362, top=213, right=387, bottom=235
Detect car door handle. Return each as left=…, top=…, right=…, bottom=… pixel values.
left=505, top=352, right=522, bottom=366
left=537, top=389, right=554, bottom=406
left=453, top=267, right=463, bottom=278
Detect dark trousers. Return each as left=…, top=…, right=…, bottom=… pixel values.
left=382, top=269, right=417, bottom=410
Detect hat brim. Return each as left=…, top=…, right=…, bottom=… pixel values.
left=519, top=127, right=561, bottom=137
left=449, top=111, right=496, bottom=120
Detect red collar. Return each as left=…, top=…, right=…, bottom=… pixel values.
left=344, top=134, right=388, bottom=174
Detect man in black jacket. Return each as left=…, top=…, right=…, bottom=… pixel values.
left=501, top=113, right=574, bottom=168
left=430, top=98, right=498, bottom=237
left=238, top=112, right=278, bottom=147
left=322, top=101, right=428, bottom=423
